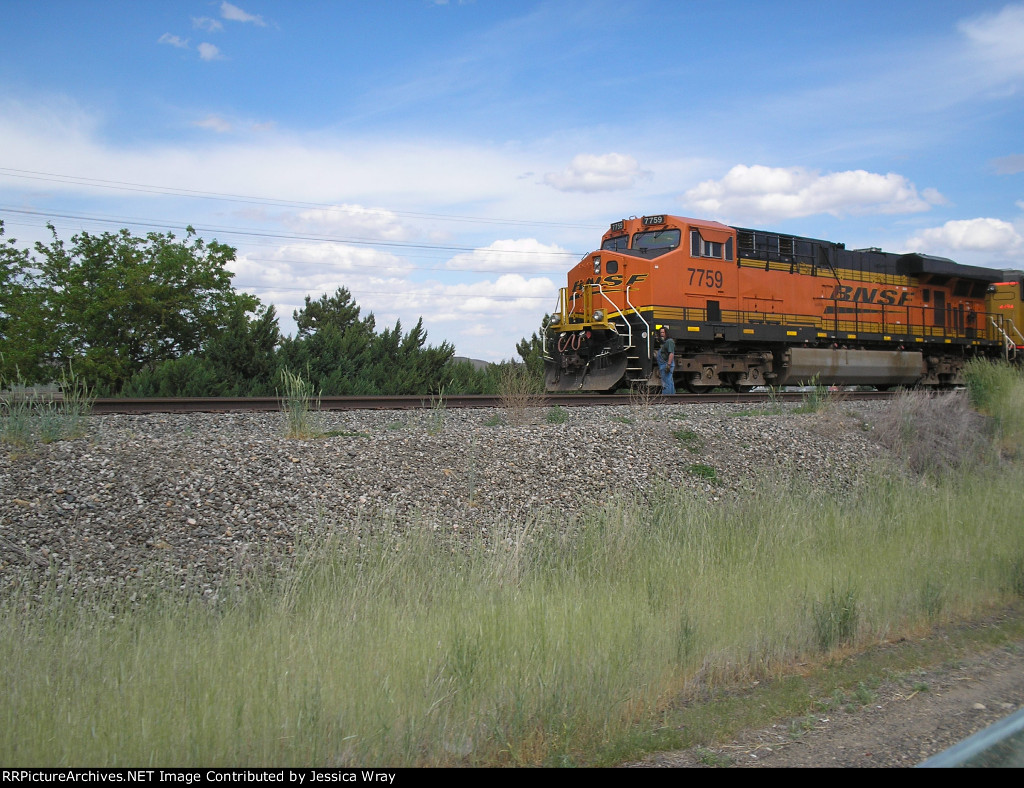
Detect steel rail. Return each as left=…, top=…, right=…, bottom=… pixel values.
left=67, top=390, right=898, bottom=414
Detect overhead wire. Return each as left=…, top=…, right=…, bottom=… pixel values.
left=0, top=165, right=587, bottom=307
left=0, top=166, right=605, bottom=230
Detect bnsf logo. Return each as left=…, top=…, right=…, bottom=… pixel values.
left=830, top=285, right=912, bottom=306
left=572, top=274, right=648, bottom=292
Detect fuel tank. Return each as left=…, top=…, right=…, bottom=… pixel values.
left=774, top=347, right=924, bottom=387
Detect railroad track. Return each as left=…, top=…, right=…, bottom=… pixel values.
left=59, top=390, right=898, bottom=414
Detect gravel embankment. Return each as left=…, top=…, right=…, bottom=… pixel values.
left=1, top=401, right=894, bottom=595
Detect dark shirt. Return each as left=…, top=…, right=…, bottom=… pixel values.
left=658, top=337, right=675, bottom=364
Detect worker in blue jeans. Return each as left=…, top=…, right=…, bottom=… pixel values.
left=657, top=326, right=675, bottom=394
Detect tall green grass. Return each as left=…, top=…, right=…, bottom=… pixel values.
left=964, top=358, right=1024, bottom=458
left=3, top=362, right=1024, bottom=766
left=279, top=368, right=320, bottom=439
left=1, top=367, right=93, bottom=446
left=4, top=464, right=1024, bottom=766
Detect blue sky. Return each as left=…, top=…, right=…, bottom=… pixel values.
left=2, top=0, right=1023, bottom=362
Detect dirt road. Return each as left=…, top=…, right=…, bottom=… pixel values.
left=631, top=612, right=1024, bottom=768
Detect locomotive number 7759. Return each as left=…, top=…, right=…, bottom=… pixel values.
left=687, top=267, right=723, bottom=289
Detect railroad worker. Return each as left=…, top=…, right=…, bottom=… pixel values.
left=657, top=326, right=675, bottom=395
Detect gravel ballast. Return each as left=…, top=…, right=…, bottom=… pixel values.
left=1, top=401, right=893, bottom=595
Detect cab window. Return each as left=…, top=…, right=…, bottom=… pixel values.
left=631, top=229, right=680, bottom=258
left=690, top=230, right=734, bottom=261
left=601, top=235, right=629, bottom=251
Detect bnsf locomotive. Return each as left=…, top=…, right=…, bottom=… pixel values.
left=544, top=214, right=1024, bottom=392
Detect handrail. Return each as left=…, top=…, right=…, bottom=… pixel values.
left=989, top=316, right=1017, bottom=360
left=594, top=281, right=620, bottom=328
left=624, top=284, right=648, bottom=359
left=543, top=289, right=566, bottom=358
left=1009, top=319, right=1024, bottom=346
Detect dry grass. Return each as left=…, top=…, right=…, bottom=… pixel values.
left=628, top=380, right=661, bottom=420
left=498, top=364, right=543, bottom=426
left=872, top=390, right=994, bottom=476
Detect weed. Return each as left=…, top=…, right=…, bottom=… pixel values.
left=792, top=375, right=831, bottom=414
left=56, top=366, right=94, bottom=438
left=674, top=614, right=697, bottom=663
left=279, top=369, right=320, bottom=439
left=920, top=578, right=946, bottom=621
left=465, top=435, right=481, bottom=507
left=873, top=391, right=992, bottom=476
left=811, top=584, right=859, bottom=652
left=498, top=364, right=541, bottom=426
left=695, top=747, right=733, bottom=767
left=425, top=386, right=447, bottom=435
left=546, top=405, right=569, bottom=425
left=788, top=715, right=816, bottom=738
left=964, top=359, right=1024, bottom=457
left=321, top=430, right=370, bottom=439
left=852, top=681, right=875, bottom=705
left=687, top=463, right=717, bottom=482
left=628, top=380, right=660, bottom=420
left=0, top=391, right=34, bottom=446
left=482, top=413, right=503, bottom=427
left=1, top=366, right=94, bottom=446
left=1006, top=554, right=1024, bottom=599
left=672, top=428, right=702, bottom=451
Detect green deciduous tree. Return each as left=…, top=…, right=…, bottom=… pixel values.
left=25, top=224, right=257, bottom=391
left=0, top=221, right=42, bottom=381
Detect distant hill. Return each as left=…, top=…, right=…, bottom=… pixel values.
left=452, top=356, right=491, bottom=372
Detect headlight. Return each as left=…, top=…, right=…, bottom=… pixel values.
left=592, top=310, right=604, bottom=322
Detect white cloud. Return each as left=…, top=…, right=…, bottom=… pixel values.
left=194, top=115, right=233, bottom=133
left=413, top=274, right=557, bottom=325
left=193, top=17, right=224, bottom=33
left=158, top=33, right=189, bottom=49
left=221, top=2, right=266, bottom=27
left=681, top=164, right=943, bottom=222
left=445, top=238, right=571, bottom=273
left=198, top=42, right=224, bottom=61
left=289, top=205, right=417, bottom=242
left=905, top=218, right=1024, bottom=255
left=234, top=242, right=414, bottom=287
left=958, top=4, right=1024, bottom=81
left=993, top=154, right=1024, bottom=175
left=543, top=153, right=649, bottom=193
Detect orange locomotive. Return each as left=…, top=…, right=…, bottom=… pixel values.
left=544, top=214, right=1024, bottom=392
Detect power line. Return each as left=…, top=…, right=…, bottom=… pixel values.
left=240, top=255, right=563, bottom=276
left=241, top=285, right=555, bottom=301
left=0, top=206, right=585, bottom=259
left=0, top=166, right=605, bottom=230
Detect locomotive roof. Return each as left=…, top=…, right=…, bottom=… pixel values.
left=896, top=253, right=1009, bottom=283
left=606, top=215, right=1023, bottom=283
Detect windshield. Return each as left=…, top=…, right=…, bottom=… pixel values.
left=601, top=235, right=629, bottom=251
left=631, top=229, right=680, bottom=258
